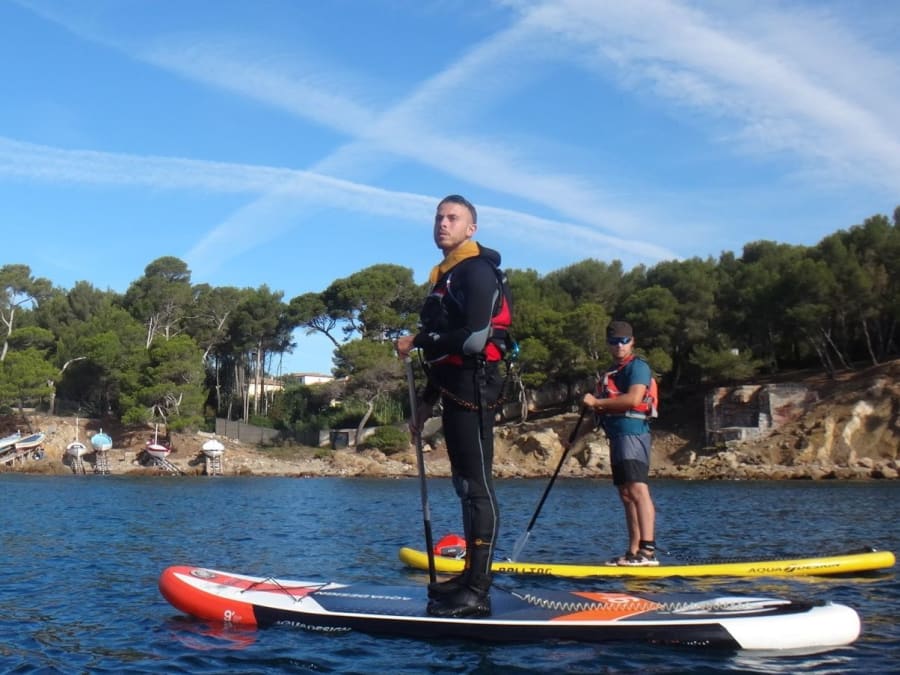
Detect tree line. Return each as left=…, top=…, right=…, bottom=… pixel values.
left=1, top=207, right=897, bottom=437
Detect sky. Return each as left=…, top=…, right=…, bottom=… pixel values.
left=2, top=0, right=898, bottom=376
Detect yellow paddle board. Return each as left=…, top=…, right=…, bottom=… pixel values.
left=398, top=546, right=895, bottom=578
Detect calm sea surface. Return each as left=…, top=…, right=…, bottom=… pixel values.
left=0, top=475, right=896, bottom=674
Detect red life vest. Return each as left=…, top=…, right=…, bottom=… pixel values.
left=483, top=266, right=512, bottom=362
left=598, top=355, right=659, bottom=419
left=423, top=259, right=512, bottom=366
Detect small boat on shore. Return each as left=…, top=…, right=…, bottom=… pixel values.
left=91, top=430, right=113, bottom=452
left=0, top=431, right=22, bottom=452
left=146, top=424, right=171, bottom=460
left=201, top=439, right=225, bottom=458
left=66, top=440, right=88, bottom=458
left=9, top=432, right=46, bottom=461
left=15, top=432, right=45, bottom=450
left=66, top=418, right=88, bottom=458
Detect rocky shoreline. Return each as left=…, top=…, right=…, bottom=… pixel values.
left=2, top=360, right=898, bottom=481
left=1, top=412, right=897, bottom=482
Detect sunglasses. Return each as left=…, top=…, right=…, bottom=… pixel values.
left=607, top=337, right=632, bottom=346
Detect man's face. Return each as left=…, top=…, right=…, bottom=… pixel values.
left=433, top=201, right=476, bottom=253
left=607, top=336, right=634, bottom=360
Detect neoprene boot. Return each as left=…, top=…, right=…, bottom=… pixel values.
left=429, top=501, right=474, bottom=599
left=428, top=531, right=472, bottom=599
left=426, top=542, right=492, bottom=618
left=427, top=568, right=467, bottom=599
left=426, top=573, right=491, bottom=618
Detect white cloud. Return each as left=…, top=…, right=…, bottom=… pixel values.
left=16, top=1, right=668, bottom=252
left=521, top=0, right=900, bottom=190
left=12, top=0, right=899, bottom=275
left=0, top=136, right=673, bottom=275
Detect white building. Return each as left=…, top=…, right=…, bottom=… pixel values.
left=246, top=377, right=285, bottom=398
left=288, top=372, right=335, bottom=386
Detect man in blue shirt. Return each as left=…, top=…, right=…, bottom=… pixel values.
left=581, top=320, right=659, bottom=566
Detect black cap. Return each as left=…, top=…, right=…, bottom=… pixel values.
left=607, top=321, right=633, bottom=338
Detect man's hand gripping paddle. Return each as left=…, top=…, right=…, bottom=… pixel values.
left=509, top=406, right=589, bottom=562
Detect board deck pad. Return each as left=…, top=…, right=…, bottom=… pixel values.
left=159, top=565, right=861, bottom=651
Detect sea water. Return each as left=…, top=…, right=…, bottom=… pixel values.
left=0, top=475, right=896, bottom=674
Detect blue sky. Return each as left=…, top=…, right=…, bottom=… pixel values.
left=2, top=0, right=898, bottom=375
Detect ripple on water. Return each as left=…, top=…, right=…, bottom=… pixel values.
left=0, top=476, right=896, bottom=674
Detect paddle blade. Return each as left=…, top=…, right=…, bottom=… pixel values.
left=510, top=530, right=531, bottom=562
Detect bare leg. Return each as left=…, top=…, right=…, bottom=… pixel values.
left=619, top=482, right=655, bottom=552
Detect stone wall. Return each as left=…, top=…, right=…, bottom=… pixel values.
left=705, top=383, right=817, bottom=446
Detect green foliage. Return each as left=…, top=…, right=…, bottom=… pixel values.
left=359, top=425, right=410, bottom=455
left=516, top=337, right=552, bottom=388
left=272, top=384, right=316, bottom=423
left=8, top=325, right=55, bottom=352
left=187, top=284, right=245, bottom=361
left=287, top=292, right=338, bottom=346
left=53, top=302, right=148, bottom=417
left=332, top=339, right=405, bottom=433
left=641, top=346, right=673, bottom=379
left=333, top=339, right=398, bottom=377
left=123, top=256, right=194, bottom=346
left=563, top=302, right=610, bottom=364
left=248, top=415, right=275, bottom=428
left=0, top=347, right=56, bottom=408
left=1, top=265, right=54, bottom=368
left=321, top=264, right=421, bottom=341
left=544, top=259, right=624, bottom=309
left=137, top=334, right=206, bottom=428
left=271, top=382, right=340, bottom=434
left=121, top=406, right=149, bottom=425
left=688, top=344, right=763, bottom=384
left=373, top=396, right=404, bottom=425
left=320, top=396, right=404, bottom=429
left=4, top=204, right=899, bottom=426
left=620, top=286, right=679, bottom=354
left=325, top=399, right=371, bottom=429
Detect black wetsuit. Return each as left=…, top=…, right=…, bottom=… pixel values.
left=413, top=245, right=507, bottom=589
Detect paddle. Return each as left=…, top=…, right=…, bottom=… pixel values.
left=509, top=406, right=589, bottom=562
left=405, top=357, right=437, bottom=584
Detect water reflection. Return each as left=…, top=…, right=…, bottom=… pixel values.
left=164, top=616, right=258, bottom=651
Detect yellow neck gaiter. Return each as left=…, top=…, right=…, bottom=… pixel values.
left=428, top=240, right=480, bottom=285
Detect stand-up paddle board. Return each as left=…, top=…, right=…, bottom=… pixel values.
left=159, top=565, right=860, bottom=650
left=399, top=544, right=895, bottom=579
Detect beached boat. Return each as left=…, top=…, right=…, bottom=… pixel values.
left=91, top=430, right=113, bottom=452
left=66, top=418, right=88, bottom=458
left=201, top=439, right=225, bottom=458
left=0, top=430, right=22, bottom=451
left=8, top=432, right=46, bottom=461
left=15, top=432, right=45, bottom=450
left=66, top=440, right=88, bottom=458
left=145, top=424, right=172, bottom=460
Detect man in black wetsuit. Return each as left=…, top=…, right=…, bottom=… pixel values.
left=396, top=194, right=510, bottom=618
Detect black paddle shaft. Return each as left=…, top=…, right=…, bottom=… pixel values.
left=405, top=358, right=436, bottom=584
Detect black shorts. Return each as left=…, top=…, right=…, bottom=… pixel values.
left=610, top=433, right=651, bottom=486
left=612, top=459, right=649, bottom=485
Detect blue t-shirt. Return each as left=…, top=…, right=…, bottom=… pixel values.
left=600, top=357, right=652, bottom=437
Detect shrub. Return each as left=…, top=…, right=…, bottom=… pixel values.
left=359, top=425, right=410, bottom=455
